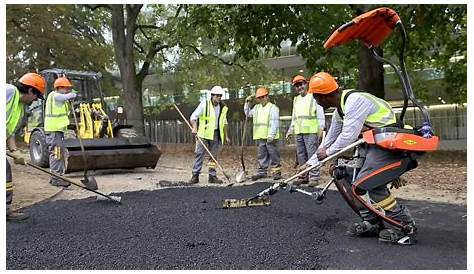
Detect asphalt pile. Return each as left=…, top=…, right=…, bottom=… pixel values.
left=7, top=183, right=467, bottom=270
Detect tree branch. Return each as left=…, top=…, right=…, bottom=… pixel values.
left=84, top=4, right=111, bottom=11
left=180, top=43, right=246, bottom=70
left=137, top=42, right=171, bottom=82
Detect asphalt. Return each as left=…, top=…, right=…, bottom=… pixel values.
left=6, top=183, right=467, bottom=270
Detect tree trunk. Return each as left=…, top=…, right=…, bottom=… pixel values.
left=358, top=45, right=385, bottom=99
left=110, top=4, right=145, bottom=136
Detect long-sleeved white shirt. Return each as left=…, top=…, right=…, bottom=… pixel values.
left=287, top=93, right=326, bottom=134
left=307, top=92, right=379, bottom=165
left=190, top=100, right=228, bottom=128
left=244, top=102, right=280, bottom=139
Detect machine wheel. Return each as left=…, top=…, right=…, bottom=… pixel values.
left=29, top=131, right=49, bottom=168
left=117, top=128, right=138, bottom=138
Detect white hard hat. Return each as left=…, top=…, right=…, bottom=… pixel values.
left=210, top=86, right=225, bottom=96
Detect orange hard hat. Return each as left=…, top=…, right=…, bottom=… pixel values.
left=255, top=87, right=269, bottom=98
left=54, top=77, right=73, bottom=89
left=18, top=72, right=46, bottom=95
left=292, top=75, right=307, bottom=84
left=308, top=72, right=339, bottom=94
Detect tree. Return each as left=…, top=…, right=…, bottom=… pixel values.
left=6, top=5, right=113, bottom=82
left=182, top=4, right=467, bottom=103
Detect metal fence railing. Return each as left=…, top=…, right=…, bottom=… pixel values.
left=144, top=105, right=467, bottom=145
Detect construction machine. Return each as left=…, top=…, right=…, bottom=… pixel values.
left=24, top=68, right=161, bottom=173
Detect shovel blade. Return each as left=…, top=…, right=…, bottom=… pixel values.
left=81, top=176, right=98, bottom=190
left=235, top=170, right=247, bottom=183
left=222, top=197, right=271, bottom=209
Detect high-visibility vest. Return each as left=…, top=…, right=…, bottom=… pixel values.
left=293, top=93, right=320, bottom=134
left=44, top=91, right=70, bottom=132
left=253, top=102, right=280, bottom=140
left=6, top=84, right=24, bottom=138
left=197, top=100, right=228, bottom=143
left=339, top=89, right=396, bottom=128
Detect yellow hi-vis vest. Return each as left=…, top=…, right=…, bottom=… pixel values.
left=253, top=102, right=280, bottom=140
left=44, top=91, right=70, bottom=132
left=293, top=93, right=320, bottom=134
left=6, top=85, right=24, bottom=138
left=339, top=89, right=396, bottom=128
left=197, top=100, right=228, bottom=143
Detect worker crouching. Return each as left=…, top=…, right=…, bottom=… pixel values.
left=305, top=72, right=417, bottom=245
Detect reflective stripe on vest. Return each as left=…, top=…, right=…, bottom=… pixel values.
left=6, top=85, right=24, bottom=137
left=340, top=89, right=396, bottom=128
left=197, top=100, right=228, bottom=143
left=293, top=93, right=319, bottom=134
left=253, top=102, right=280, bottom=140
left=44, top=91, right=70, bottom=132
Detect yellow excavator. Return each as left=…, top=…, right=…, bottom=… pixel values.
left=24, top=68, right=161, bottom=173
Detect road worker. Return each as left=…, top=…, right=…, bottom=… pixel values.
left=244, top=87, right=281, bottom=181
left=304, top=72, right=417, bottom=245
left=44, top=76, right=77, bottom=187
left=6, top=72, right=46, bottom=221
left=286, top=75, right=326, bottom=187
left=188, top=86, right=230, bottom=185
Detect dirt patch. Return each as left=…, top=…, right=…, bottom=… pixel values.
left=8, top=144, right=467, bottom=210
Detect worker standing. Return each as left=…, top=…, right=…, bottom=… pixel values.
left=244, top=87, right=282, bottom=181
left=188, top=86, right=230, bottom=185
left=286, top=75, right=326, bottom=187
left=44, top=77, right=77, bottom=187
left=304, top=72, right=417, bottom=245
left=6, top=72, right=46, bottom=221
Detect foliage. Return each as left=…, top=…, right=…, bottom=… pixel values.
left=6, top=5, right=114, bottom=84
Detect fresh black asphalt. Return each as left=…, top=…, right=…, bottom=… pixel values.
left=6, top=183, right=467, bottom=269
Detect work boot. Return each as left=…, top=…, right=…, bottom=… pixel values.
left=273, top=172, right=282, bottom=180
left=188, top=174, right=199, bottom=185
left=49, top=178, right=71, bottom=188
left=308, top=178, right=320, bottom=187
left=6, top=210, right=29, bottom=222
left=347, top=220, right=383, bottom=237
left=379, top=222, right=417, bottom=245
left=208, top=175, right=224, bottom=184
left=251, top=174, right=266, bottom=181
left=293, top=177, right=308, bottom=186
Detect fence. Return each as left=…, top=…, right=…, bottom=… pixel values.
left=144, top=105, right=467, bottom=146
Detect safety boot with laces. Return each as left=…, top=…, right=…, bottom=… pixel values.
left=379, top=222, right=417, bottom=245
left=188, top=174, right=199, bottom=185
left=6, top=210, right=29, bottom=222
left=208, top=175, right=224, bottom=184
left=347, top=220, right=384, bottom=237
left=251, top=174, right=266, bottom=181
left=273, top=172, right=282, bottom=180
left=293, top=177, right=308, bottom=186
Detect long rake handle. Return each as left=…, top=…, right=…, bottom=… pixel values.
left=255, top=138, right=366, bottom=198
left=7, top=152, right=120, bottom=203
left=69, top=101, right=90, bottom=178
left=173, top=104, right=231, bottom=183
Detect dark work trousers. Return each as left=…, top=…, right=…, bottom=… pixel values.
left=192, top=130, right=221, bottom=177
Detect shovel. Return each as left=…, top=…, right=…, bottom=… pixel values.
left=235, top=116, right=249, bottom=183
left=69, top=101, right=98, bottom=190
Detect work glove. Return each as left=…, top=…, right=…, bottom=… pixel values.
left=9, top=150, right=27, bottom=165
left=390, top=177, right=408, bottom=189
left=245, top=95, right=254, bottom=102
left=267, top=137, right=274, bottom=144
left=225, top=136, right=231, bottom=145
left=285, top=131, right=293, bottom=142
left=316, top=147, right=328, bottom=160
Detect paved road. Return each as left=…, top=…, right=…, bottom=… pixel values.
left=6, top=183, right=467, bottom=269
